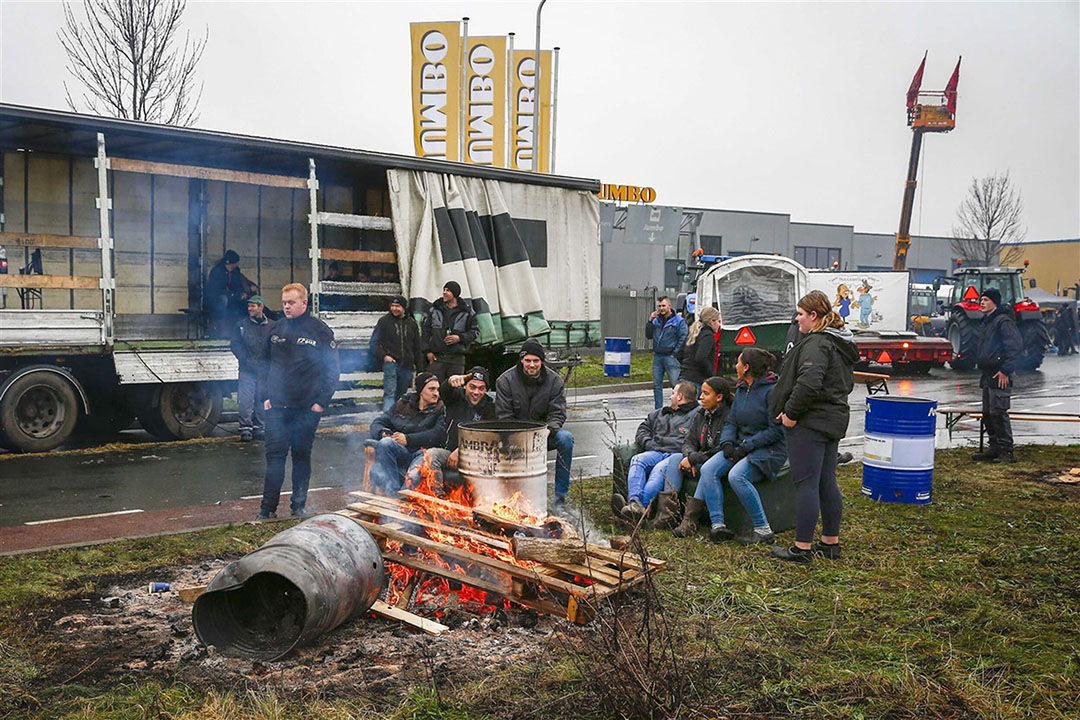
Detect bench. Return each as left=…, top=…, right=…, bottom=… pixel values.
left=938, top=405, right=1080, bottom=451
left=854, top=371, right=890, bottom=395
left=612, top=443, right=795, bottom=537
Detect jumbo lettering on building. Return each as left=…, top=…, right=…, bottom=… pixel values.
left=510, top=50, right=552, bottom=172
left=410, top=22, right=462, bottom=161
left=464, top=36, right=507, bottom=166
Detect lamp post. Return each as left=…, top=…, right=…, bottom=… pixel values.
left=532, top=0, right=548, bottom=172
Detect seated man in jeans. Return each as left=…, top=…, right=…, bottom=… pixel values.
left=495, top=338, right=573, bottom=516
left=367, top=372, right=446, bottom=494
left=621, top=380, right=699, bottom=525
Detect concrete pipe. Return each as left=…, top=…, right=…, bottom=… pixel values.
left=458, top=420, right=549, bottom=516
left=192, top=514, right=384, bottom=660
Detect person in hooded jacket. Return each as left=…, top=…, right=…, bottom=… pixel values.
left=679, top=306, right=721, bottom=388
left=372, top=295, right=424, bottom=412
left=495, top=338, right=573, bottom=515
left=676, top=348, right=786, bottom=544
left=620, top=380, right=699, bottom=525
left=769, top=290, right=858, bottom=564
left=367, top=372, right=447, bottom=494
left=423, top=281, right=479, bottom=381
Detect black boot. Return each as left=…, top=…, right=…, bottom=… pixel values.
left=647, top=491, right=681, bottom=530
left=971, top=446, right=999, bottom=462
left=673, top=497, right=705, bottom=538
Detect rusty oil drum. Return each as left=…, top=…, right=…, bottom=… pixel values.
left=457, top=420, right=549, bottom=515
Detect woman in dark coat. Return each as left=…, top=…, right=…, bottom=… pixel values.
left=669, top=375, right=734, bottom=538
left=679, top=306, right=721, bottom=387
left=690, top=348, right=786, bottom=544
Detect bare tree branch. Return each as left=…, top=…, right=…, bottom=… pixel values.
left=58, top=0, right=207, bottom=126
left=951, top=172, right=1027, bottom=267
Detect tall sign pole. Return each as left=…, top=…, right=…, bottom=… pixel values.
left=551, top=46, right=560, bottom=173
left=532, top=0, right=548, bottom=172
left=460, top=17, right=469, bottom=165
left=506, top=32, right=515, bottom=168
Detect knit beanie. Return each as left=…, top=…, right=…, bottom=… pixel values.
left=981, top=287, right=1002, bottom=308
left=519, top=338, right=545, bottom=361
left=443, top=280, right=462, bottom=299
left=414, top=372, right=439, bottom=393
left=467, top=366, right=491, bottom=387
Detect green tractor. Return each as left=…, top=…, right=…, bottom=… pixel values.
left=941, top=267, right=1049, bottom=371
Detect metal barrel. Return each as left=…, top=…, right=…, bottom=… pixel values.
left=192, top=514, right=385, bottom=661
left=861, top=395, right=937, bottom=504
left=458, top=420, right=549, bottom=515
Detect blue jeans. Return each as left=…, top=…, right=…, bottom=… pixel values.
left=627, top=450, right=674, bottom=507
left=652, top=353, right=681, bottom=408
left=382, top=363, right=414, bottom=413
left=368, top=437, right=421, bottom=495
left=237, top=370, right=264, bottom=434
left=695, top=453, right=768, bottom=528
left=262, top=407, right=321, bottom=515
left=549, top=428, right=574, bottom=498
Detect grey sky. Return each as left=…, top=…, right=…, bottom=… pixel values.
left=2, top=1, right=1077, bottom=241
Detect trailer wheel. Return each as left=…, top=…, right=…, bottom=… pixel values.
left=947, top=314, right=978, bottom=370
left=0, top=371, right=79, bottom=452
left=136, top=383, right=223, bottom=440
left=1016, top=321, right=1046, bottom=371
left=78, top=389, right=136, bottom=437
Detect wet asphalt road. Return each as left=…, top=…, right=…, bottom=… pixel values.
left=1, top=353, right=1076, bottom=532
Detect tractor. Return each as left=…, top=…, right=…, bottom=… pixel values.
left=940, top=267, right=1049, bottom=371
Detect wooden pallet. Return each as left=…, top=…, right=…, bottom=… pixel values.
left=339, top=490, right=665, bottom=625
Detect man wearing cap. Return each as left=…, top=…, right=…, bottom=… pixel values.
left=206, top=249, right=257, bottom=337
left=230, top=295, right=272, bottom=441
left=257, top=283, right=339, bottom=519
left=405, top=366, right=496, bottom=496
left=973, top=287, right=1023, bottom=463
left=367, top=372, right=447, bottom=494
left=422, top=281, right=478, bottom=382
left=372, top=295, right=424, bottom=412
left=495, top=338, right=574, bottom=515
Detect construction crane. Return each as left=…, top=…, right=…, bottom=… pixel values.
left=894, top=53, right=961, bottom=271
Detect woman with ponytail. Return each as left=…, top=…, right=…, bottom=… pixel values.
left=679, top=306, right=721, bottom=387
left=769, top=290, right=858, bottom=563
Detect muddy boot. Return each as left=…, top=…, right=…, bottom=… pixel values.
left=672, top=497, right=706, bottom=538
left=648, top=491, right=681, bottom=530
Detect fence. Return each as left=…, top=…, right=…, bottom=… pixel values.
left=601, top=287, right=658, bottom=351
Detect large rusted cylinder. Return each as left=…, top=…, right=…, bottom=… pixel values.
left=458, top=420, right=549, bottom=515
left=192, top=514, right=384, bottom=661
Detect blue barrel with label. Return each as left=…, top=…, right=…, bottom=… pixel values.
left=861, top=395, right=937, bottom=504
left=603, top=337, right=632, bottom=378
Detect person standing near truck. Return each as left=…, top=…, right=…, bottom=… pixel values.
left=972, top=287, right=1023, bottom=463
left=372, top=295, right=424, bottom=412
left=423, top=281, right=478, bottom=382
left=206, top=250, right=257, bottom=337
left=230, top=295, right=272, bottom=442
left=646, top=296, right=688, bottom=409
left=257, top=283, right=340, bottom=519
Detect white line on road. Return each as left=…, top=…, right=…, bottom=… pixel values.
left=240, top=486, right=333, bottom=500
left=1041, top=402, right=1066, bottom=408
left=547, top=455, right=597, bottom=464
left=25, top=508, right=144, bottom=526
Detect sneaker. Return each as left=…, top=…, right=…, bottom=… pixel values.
left=255, top=511, right=277, bottom=521
left=991, top=452, right=1016, bottom=464
left=771, top=544, right=813, bottom=564
left=971, top=448, right=999, bottom=462
left=811, top=541, right=842, bottom=559
left=709, top=523, right=735, bottom=542
left=290, top=507, right=307, bottom=518
left=240, top=431, right=253, bottom=442
left=621, top=498, right=646, bottom=521
left=837, top=451, right=854, bottom=464
left=739, top=527, right=776, bottom=545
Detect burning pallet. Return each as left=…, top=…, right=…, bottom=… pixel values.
left=337, top=488, right=665, bottom=625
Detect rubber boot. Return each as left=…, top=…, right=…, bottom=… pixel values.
left=672, top=497, right=706, bottom=538
left=648, top=491, right=681, bottom=530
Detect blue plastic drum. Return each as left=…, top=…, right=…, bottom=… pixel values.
left=861, top=395, right=937, bottom=504
left=603, top=337, right=632, bottom=378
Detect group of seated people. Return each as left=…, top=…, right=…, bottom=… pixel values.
left=617, top=347, right=786, bottom=545
left=365, top=338, right=576, bottom=516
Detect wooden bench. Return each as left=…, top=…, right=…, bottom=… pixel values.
left=938, top=405, right=1080, bottom=451
left=854, top=370, right=890, bottom=395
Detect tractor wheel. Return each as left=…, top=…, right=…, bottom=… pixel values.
left=0, top=370, right=80, bottom=453
left=1017, top=321, right=1047, bottom=371
left=946, top=314, right=979, bottom=370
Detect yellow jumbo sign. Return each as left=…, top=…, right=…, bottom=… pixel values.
left=410, top=22, right=462, bottom=161
left=598, top=184, right=657, bottom=203
left=509, top=50, right=552, bottom=173
left=463, top=36, right=507, bottom=166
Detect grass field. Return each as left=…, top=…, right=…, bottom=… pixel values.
left=564, top=352, right=653, bottom=387
left=2, top=445, right=1078, bottom=719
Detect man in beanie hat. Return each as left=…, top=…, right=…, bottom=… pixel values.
left=422, top=281, right=478, bottom=381
left=367, top=372, right=447, bottom=494
left=973, top=286, right=1023, bottom=463
left=206, top=249, right=258, bottom=337
left=230, top=295, right=272, bottom=441
left=372, top=295, right=424, bottom=412
left=495, top=338, right=574, bottom=515
left=405, top=365, right=495, bottom=496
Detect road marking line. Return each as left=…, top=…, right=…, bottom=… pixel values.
left=25, top=509, right=144, bottom=526
left=547, top=455, right=597, bottom=464
left=1041, top=402, right=1065, bottom=408
left=240, top=486, right=333, bottom=500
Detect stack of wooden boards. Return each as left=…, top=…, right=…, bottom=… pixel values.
left=337, top=489, right=666, bottom=625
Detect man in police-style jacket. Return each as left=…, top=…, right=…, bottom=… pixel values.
left=257, top=283, right=339, bottom=519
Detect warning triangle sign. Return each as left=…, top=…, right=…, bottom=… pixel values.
left=878, top=350, right=893, bottom=364
left=735, top=327, right=757, bottom=345
left=963, top=285, right=980, bottom=301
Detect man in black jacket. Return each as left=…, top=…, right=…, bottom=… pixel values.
left=206, top=250, right=257, bottom=337
left=373, top=295, right=424, bottom=412
left=230, top=295, right=272, bottom=442
left=423, top=281, right=478, bottom=381
left=973, top=287, right=1023, bottom=463
left=257, top=284, right=340, bottom=519
left=495, top=338, right=573, bottom=514
left=405, top=366, right=496, bottom=496
left=368, top=372, right=447, bottom=494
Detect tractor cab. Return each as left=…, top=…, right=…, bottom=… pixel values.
left=950, top=267, right=1028, bottom=311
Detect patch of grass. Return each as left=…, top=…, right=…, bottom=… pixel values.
left=565, top=352, right=653, bottom=387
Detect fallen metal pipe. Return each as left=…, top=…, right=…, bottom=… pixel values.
left=192, top=514, right=384, bottom=661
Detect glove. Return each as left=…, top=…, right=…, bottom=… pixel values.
left=733, top=445, right=749, bottom=461
left=721, top=442, right=736, bottom=460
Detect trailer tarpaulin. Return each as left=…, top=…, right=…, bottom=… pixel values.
left=387, top=169, right=600, bottom=347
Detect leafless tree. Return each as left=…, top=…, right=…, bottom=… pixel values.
left=59, top=0, right=207, bottom=126
left=951, top=172, right=1026, bottom=267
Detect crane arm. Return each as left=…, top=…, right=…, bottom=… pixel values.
left=894, top=129, right=925, bottom=271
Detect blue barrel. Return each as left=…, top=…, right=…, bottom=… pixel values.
left=603, top=337, right=632, bottom=378
left=861, top=395, right=937, bottom=504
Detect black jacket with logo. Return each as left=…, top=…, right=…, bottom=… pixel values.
left=261, top=313, right=340, bottom=410
left=976, top=307, right=1023, bottom=379
left=423, top=299, right=479, bottom=360
left=770, top=327, right=858, bottom=440
left=442, top=383, right=496, bottom=450
left=372, top=312, right=424, bottom=371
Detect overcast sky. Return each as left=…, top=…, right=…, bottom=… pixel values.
left=2, top=1, right=1077, bottom=240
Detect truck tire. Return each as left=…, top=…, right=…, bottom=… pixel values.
left=947, top=314, right=978, bottom=370
left=136, top=383, right=223, bottom=440
left=1017, top=321, right=1046, bottom=371
left=0, top=371, right=79, bottom=452
left=77, top=389, right=136, bottom=437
